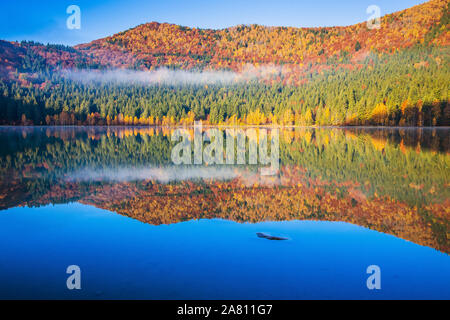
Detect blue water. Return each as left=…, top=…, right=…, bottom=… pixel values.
left=0, top=202, right=448, bottom=300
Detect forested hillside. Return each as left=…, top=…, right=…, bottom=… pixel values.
left=75, top=0, right=449, bottom=70
left=0, top=0, right=449, bottom=126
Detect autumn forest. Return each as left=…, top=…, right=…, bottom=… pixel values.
left=0, top=0, right=449, bottom=127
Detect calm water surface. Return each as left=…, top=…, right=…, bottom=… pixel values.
left=0, top=126, right=448, bottom=299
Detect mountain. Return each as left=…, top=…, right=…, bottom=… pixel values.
left=0, top=0, right=448, bottom=75
left=0, top=0, right=448, bottom=127
left=74, top=0, right=449, bottom=70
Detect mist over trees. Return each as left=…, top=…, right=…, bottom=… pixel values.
left=0, top=46, right=448, bottom=126
left=0, top=0, right=448, bottom=126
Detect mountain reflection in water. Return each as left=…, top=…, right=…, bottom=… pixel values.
left=0, top=126, right=448, bottom=253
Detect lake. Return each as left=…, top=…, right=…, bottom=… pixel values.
left=0, top=126, right=448, bottom=299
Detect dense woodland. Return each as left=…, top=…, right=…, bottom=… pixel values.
left=0, top=46, right=449, bottom=126
left=75, top=0, right=449, bottom=70
left=0, top=0, right=449, bottom=126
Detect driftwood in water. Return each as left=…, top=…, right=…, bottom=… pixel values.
left=256, top=233, right=288, bottom=241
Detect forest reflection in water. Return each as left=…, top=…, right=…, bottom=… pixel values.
left=0, top=126, right=448, bottom=253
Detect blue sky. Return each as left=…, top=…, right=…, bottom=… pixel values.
left=1, top=0, right=425, bottom=46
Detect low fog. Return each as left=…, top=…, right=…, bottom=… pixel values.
left=59, top=65, right=282, bottom=86
left=67, top=166, right=242, bottom=183
left=66, top=166, right=280, bottom=185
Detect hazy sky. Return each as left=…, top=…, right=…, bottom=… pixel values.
left=1, top=0, right=425, bottom=46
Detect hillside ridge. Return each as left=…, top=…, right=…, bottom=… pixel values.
left=74, top=0, right=449, bottom=70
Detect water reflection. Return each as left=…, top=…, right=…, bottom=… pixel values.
left=0, top=126, right=448, bottom=253
left=67, top=167, right=244, bottom=183
left=1, top=203, right=449, bottom=299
